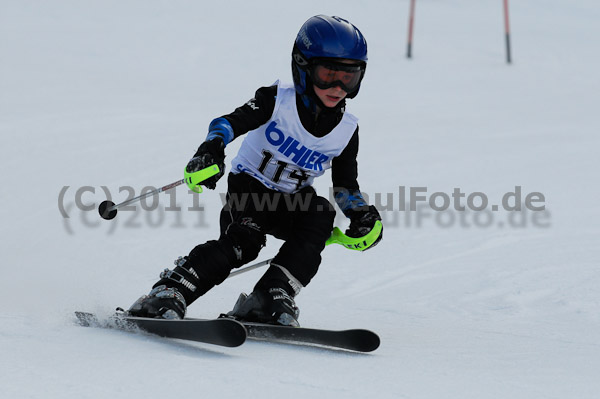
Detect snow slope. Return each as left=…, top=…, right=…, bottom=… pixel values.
left=1, top=0, right=599, bottom=398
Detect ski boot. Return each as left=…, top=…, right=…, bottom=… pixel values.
left=127, top=285, right=187, bottom=319
left=225, top=287, right=300, bottom=327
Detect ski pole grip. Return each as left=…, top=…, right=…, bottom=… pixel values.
left=184, top=164, right=221, bottom=193
left=325, top=221, right=383, bottom=251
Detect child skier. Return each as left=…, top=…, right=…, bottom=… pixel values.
left=128, top=15, right=383, bottom=326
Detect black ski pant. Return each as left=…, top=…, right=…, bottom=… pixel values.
left=157, top=172, right=336, bottom=305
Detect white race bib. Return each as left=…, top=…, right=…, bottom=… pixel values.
left=231, top=81, right=358, bottom=193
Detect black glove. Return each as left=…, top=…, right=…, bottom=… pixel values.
left=185, top=138, right=226, bottom=190
left=345, top=205, right=383, bottom=249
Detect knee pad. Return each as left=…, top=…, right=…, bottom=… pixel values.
left=222, top=218, right=266, bottom=268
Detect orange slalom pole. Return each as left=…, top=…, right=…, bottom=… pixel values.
left=407, top=0, right=416, bottom=58
left=503, top=0, right=512, bottom=63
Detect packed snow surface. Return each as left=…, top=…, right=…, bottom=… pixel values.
left=1, top=1, right=599, bottom=398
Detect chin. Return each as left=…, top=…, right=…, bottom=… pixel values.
left=322, top=98, right=343, bottom=108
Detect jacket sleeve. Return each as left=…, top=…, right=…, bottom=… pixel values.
left=205, top=85, right=277, bottom=145
left=331, top=126, right=369, bottom=217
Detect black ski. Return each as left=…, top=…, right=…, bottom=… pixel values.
left=74, top=311, right=247, bottom=348
left=240, top=321, right=380, bottom=352
left=75, top=311, right=379, bottom=352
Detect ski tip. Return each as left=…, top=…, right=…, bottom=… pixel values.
left=341, top=329, right=380, bottom=352
left=357, top=330, right=380, bottom=352
left=211, top=318, right=248, bottom=347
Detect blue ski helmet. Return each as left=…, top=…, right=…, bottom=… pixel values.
left=292, top=15, right=368, bottom=101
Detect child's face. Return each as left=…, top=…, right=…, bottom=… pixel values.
left=311, top=59, right=363, bottom=108
left=313, top=85, right=348, bottom=108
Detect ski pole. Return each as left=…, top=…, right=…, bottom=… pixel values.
left=98, top=179, right=184, bottom=220
left=98, top=165, right=220, bottom=220
left=227, top=258, right=273, bottom=279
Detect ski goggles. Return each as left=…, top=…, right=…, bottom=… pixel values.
left=309, top=60, right=365, bottom=93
